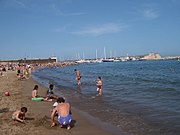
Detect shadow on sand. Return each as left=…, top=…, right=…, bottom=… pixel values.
left=0, top=108, right=9, bottom=113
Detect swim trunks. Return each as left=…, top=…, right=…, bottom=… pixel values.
left=97, top=85, right=102, bottom=89
left=58, top=113, right=71, bottom=125
left=17, top=70, right=20, bottom=74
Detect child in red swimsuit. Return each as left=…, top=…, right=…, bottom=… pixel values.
left=96, top=76, right=102, bottom=96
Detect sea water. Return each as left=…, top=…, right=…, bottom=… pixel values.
left=32, top=60, right=180, bottom=135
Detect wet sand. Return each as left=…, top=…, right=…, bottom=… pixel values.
left=0, top=71, right=124, bottom=135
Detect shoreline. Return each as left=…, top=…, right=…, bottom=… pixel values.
left=0, top=71, right=126, bottom=135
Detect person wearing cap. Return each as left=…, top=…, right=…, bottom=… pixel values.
left=53, top=102, right=58, bottom=107
left=50, top=102, right=58, bottom=117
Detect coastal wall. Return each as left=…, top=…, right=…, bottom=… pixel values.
left=0, top=57, right=57, bottom=64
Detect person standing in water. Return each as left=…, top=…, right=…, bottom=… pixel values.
left=74, top=69, right=81, bottom=85
left=96, top=76, right=102, bottom=96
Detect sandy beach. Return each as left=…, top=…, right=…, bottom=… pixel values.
left=0, top=71, right=123, bottom=135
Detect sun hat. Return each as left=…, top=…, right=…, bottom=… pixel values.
left=52, top=102, right=58, bottom=107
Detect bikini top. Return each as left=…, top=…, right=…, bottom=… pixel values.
left=47, top=89, right=53, bottom=94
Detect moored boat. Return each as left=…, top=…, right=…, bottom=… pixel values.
left=102, top=58, right=114, bottom=62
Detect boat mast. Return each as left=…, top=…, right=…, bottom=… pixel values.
left=104, top=47, right=106, bottom=60
left=110, top=50, right=112, bottom=58
left=96, top=49, right=98, bottom=60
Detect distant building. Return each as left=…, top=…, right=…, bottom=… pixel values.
left=50, top=56, right=58, bottom=62
left=140, top=53, right=161, bottom=60
left=0, top=57, right=58, bottom=64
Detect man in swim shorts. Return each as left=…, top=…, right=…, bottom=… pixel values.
left=51, top=97, right=72, bottom=130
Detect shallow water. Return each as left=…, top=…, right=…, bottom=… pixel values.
left=32, top=60, right=180, bottom=135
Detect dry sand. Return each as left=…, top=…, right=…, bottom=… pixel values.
left=0, top=71, right=118, bottom=135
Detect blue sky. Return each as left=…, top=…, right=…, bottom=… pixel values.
left=0, top=0, right=180, bottom=60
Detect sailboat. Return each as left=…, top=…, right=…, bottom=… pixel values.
left=75, top=52, right=90, bottom=63
left=95, top=49, right=102, bottom=63
left=102, top=47, right=114, bottom=62
left=102, top=58, right=114, bottom=62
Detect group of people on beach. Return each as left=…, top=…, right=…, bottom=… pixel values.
left=12, top=66, right=102, bottom=130
left=74, top=69, right=103, bottom=96
left=16, top=64, right=32, bottom=80
left=13, top=83, right=72, bottom=130
left=0, top=63, right=17, bottom=76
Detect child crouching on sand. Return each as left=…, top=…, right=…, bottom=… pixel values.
left=12, top=107, right=27, bottom=123
left=32, top=85, right=52, bottom=102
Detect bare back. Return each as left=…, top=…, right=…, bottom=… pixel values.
left=32, top=90, right=38, bottom=98
left=57, top=103, right=70, bottom=117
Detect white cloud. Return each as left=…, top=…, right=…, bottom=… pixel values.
left=53, top=25, right=69, bottom=32
left=13, top=0, right=26, bottom=8
left=51, top=4, right=86, bottom=16
left=70, top=23, right=125, bottom=37
left=143, top=9, right=160, bottom=20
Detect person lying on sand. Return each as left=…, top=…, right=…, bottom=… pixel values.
left=12, top=107, right=27, bottom=123
left=51, top=97, right=72, bottom=130
left=32, top=85, right=52, bottom=102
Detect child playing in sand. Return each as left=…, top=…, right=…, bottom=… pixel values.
left=50, top=101, right=59, bottom=118
left=50, top=101, right=58, bottom=112
left=46, top=84, right=58, bottom=99
left=12, top=107, right=27, bottom=123
left=32, top=85, right=52, bottom=101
